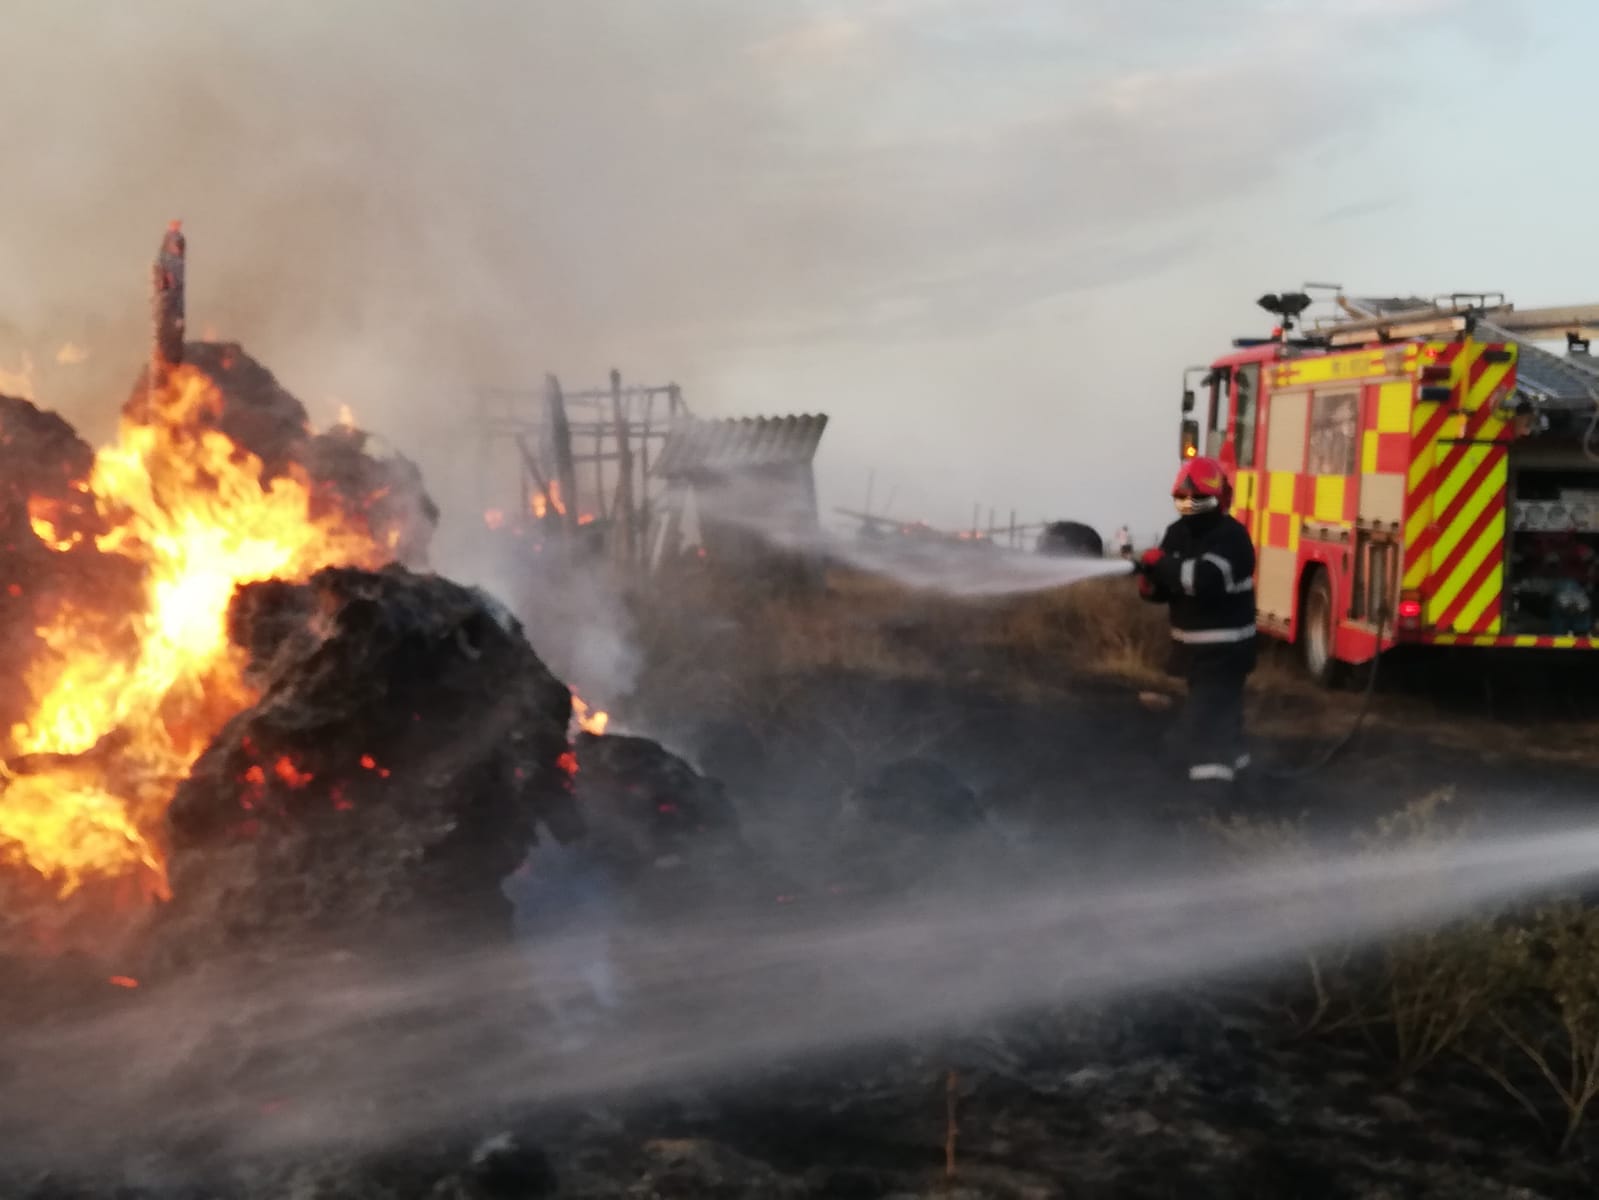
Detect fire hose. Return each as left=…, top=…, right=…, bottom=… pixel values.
left=1129, top=557, right=1388, bottom=780
left=1261, top=603, right=1388, bottom=781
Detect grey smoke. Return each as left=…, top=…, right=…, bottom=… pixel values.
left=0, top=0, right=1505, bottom=545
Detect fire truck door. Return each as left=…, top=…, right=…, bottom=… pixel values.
left=1355, top=380, right=1412, bottom=631
left=1205, top=367, right=1230, bottom=459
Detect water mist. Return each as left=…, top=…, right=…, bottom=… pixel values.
left=6, top=812, right=1599, bottom=1174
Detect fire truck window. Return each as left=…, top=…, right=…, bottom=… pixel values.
left=1206, top=369, right=1228, bottom=457
left=1308, top=390, right=1359, bottom=476
left=1233, top=363, right=1260, bottom=466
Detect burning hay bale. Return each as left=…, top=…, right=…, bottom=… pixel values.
left=127, top=340, right=439, bottom=567
left=126, top=341, right=309, bottom=481
left=304, top=422, right=438, bottom=568
left=148, top=565, right=582, bottom=968
left=0, top=329, right=448, bottom=957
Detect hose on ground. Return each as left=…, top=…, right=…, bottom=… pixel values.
left=1261, top=605, right=1389, bottom=781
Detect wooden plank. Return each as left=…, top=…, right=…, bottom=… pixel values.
left=545, top=374, right=579, bottom=536
left=611, top=368, right=637, bottom=563
left=513, top=434, right=555, bottom=512
left=640, top=389, right=656, bottom=548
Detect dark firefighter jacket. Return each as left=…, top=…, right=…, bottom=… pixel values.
left=1141, top=510, right=1258, bottom=674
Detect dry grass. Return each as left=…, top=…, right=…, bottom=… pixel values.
left=1204, top=794, right=1599, bottom=1150
left=624, top=558, right=1185, bottom=725
left=625, top=552, right=1599, bottom=770
left=983, top=576, right=1172, bottom=689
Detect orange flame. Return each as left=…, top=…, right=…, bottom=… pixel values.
left=571, top=694, right=609, bottom=736
left=2, top=363, right=390, bottom=900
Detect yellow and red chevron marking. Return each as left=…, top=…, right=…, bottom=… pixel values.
left=1430, top=634, right=1599, bottom=650
left=1401, top=339, right=1517, bottom=634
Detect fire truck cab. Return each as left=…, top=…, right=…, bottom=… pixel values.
left=1180, top=291, right=1599, bottom=683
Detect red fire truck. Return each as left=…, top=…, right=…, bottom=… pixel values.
left=1180, top=291, right=1599, bottom=683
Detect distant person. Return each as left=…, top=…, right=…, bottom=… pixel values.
left=1113, top=525, right=1133, bottom=560
left=1133, top=456, right=1257, bottom=798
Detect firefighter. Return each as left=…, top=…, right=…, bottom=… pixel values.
left=1134, top=456, right=1257, bottom=792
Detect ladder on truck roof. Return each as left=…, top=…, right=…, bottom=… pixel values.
left=1316, top=294, right=1599, bottom=407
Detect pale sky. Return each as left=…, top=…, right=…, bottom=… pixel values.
left=0, top=0, right=1582, bottom=552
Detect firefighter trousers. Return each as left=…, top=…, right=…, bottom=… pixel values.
left=1177, top=647, right=1251, bottom=784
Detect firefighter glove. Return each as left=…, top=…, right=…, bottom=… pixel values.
left=1134, top=547, right=1164, bottom=576
left=1135, top=547, right=1164, bottom=598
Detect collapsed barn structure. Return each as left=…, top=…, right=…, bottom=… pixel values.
left=473, top=376, right=829, bottom=577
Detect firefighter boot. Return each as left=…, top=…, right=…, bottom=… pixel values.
left=1184, top=760, right=1238, bottom=813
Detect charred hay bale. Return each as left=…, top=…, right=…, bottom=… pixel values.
left=0, top=394, right=96, bottom=508
left=1036, top=519, right=1104, bottom=558
left=689, top=719, right=769, bottom=811
left=833, top=759, right=1002, bottom=898
left=148, top=565, right=582, bottom=969
left=844, top=758, right=985, bottom=832
left=569, top=731, right=740, bottom=873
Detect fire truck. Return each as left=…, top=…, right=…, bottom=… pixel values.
left=1180, top=290, right=1599, bottom=683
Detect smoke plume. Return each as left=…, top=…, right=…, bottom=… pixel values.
left=0, top=0, right=1506, bottom=547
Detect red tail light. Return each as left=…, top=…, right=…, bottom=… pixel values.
left=1419, top=365, right=1451, bottom=383
left=1398, top=593, right=1423, bottom=629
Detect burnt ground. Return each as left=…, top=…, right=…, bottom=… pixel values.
left=523, top=652, right=1599, bottom=1200
left=677, top=654, right=1599, bottom=859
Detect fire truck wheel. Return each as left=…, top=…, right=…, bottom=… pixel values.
left=1300, top=569, right=1345, bottom=687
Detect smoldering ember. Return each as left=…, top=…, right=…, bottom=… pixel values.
left=10, top=225, right=1599, bottom=1200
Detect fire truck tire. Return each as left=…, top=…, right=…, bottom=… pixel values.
left=1299, top=568, right=1345, bottom=688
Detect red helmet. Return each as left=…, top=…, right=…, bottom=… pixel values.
left=1171, top=456, right=1231, bottom=515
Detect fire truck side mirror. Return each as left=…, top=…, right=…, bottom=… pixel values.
left=1180, top=418, right=1199, bottom=459
left=1181, top=388, right=1195, bottom=414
